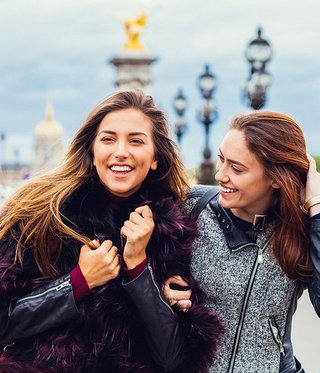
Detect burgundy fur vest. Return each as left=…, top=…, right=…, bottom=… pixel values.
left=0, top=179, right=224, bottom=373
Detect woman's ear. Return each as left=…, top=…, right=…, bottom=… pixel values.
left=150, top=160, right=158, bottom=170
left=271, top=180, right=280, bottom=189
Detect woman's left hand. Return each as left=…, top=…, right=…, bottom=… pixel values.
left=305, top=154, right=320, bottom=216
left=121, top=205, right=154, bottom=269
left=162, top=276, right=192, bottom=312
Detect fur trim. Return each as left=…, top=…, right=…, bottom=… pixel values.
left=0, top=179, right=224, bottom=372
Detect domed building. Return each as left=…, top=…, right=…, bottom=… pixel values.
left=33, top=102, right=65, bottom=175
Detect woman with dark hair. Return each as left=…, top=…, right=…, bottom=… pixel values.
left=164, top=111, right=320, bottom=373
left=0, top=90, right=223, bottom=372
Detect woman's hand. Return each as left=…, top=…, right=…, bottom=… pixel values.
left=162, top=275, right=192, bottom=312
left=78, top=239, right=120, bottom=289
left=121, top=205, right=154, bottom=269
left=305, top=154, right=320, bottom=217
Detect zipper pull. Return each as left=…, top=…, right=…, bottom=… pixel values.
left=56, top=280, right=70, bottom=291
left=3, top=342, right=15, bottom=352
left=268, top=316, right=286, bottom=356
left=258, top=253, right=263, bottom=263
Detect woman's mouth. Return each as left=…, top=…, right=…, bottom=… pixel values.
left=110, top=165, right=133, bottom=176
left=220, top=186, right=238, bottom=193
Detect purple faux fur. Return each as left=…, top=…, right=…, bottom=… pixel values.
left=0, top=180, right=225, bottom=372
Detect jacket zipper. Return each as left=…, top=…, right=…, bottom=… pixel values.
left=16, top=279, right=71, bottom=305
left=268, top=316, right=286, bottom=356
left=147, top=264, right=175, bottom=315
left=227, top=237, right=272, bottom=373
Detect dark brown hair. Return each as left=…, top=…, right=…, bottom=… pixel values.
left=230, top=111, right=312, bottom=282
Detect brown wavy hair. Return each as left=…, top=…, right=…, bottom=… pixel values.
left=230, top=111, right=312, bottom=282
left=0, top=90, right=189, bottom=277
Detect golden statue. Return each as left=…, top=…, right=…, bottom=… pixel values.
left=124, top=13, right=147, bottom=51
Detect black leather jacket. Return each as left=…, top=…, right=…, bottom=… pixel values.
left=0, top=265, right=183, bottom=371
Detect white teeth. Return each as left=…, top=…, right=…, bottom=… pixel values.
left=221, top=186, right=237, bottom=193
left=110, top=166, right=132, bottom=172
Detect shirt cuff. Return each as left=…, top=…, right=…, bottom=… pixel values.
left=310, top=212, right=320, bottom=220
left=70, top=264, right=91, bottom=302
left=124, top=257, right=148, bottom=281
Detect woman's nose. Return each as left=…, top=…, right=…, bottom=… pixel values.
left=113, top=141, right=129, bottom=159
left=215, top=166, right=229, bottom=183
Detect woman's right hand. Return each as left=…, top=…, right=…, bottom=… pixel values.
left=78, top=239, right=120, bottom=289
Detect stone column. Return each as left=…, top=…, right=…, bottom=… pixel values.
left=110, top=51, right=157, bottom=94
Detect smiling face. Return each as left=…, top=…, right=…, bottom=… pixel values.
left=215, top=129, right=279, bottom=222
left=92, top=108, right=158, bottom=198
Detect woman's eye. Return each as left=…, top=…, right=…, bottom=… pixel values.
left=232, top=167, right=243, bottom=173
left=130, top=138, right=144, bottom=144
left=101, top=137, right=114, bottom=142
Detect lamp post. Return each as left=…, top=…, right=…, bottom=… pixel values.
left=173, top=88, right=187, bottom=145
left=196, top=64, right=218, bottom=185
left=243, top=27, right=272, bottom=109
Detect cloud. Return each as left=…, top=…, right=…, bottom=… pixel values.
left=0, top=0, right=320, bottom=169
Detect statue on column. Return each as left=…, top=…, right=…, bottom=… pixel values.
left=123, top=13, right=147, bottom=51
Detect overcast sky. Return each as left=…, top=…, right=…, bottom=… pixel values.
left=0, top=0, right=319, bottom=168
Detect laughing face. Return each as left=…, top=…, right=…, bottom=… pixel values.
left=92, top=108, right=158, bottom=198
left=215, top=129, right=279, bottom=222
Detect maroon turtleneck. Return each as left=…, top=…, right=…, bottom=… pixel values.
left=70, top=188, right=148, bottom=302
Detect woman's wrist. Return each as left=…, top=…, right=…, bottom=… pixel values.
left=301, top=195, right=320, bottom=216
left=124, top=255, right=147, bottom=269
left=70, top=264, right=91, bottom=301
left=309, top=203, right=320, bottom=217
left=124, top=257, right=148, bottom=281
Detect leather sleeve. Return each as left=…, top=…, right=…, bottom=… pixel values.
left=0, top=275, right=79, bottom=346
left=308, top=218, right=320, bottom=317
left=122, top=264, right=184, bottom=371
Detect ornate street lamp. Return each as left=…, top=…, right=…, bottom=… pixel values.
left=173, top=88, right=187, bottom=145
left=197, top=64, right=218, bottom=185
left=243, top=27, right=272, bottom=109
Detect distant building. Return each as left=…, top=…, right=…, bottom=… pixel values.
left=33, top=102, right=65, bottom=175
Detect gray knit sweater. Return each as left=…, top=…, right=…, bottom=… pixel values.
left=184, top=185, right=320, bottom=373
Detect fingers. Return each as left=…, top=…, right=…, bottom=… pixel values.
left=175, top=300, right=192, bottom=312
left=110, top=253, right=121, bottom=273
left=129, top=211, right=144, bottom=224
left=124, top=220, right=137, bottom=231
left=307, top=153, right=315, bottom=162
left=99, top=240, right=114, bottom=252
left=307, top=154, right=317, bottom=169
left=129, top=207, right=154, bottom=228
left=162, top=287, right=191, bottom=302
left=164, top=275, right=189, bottom=288
left=121, top=208, right=154, bottom=242
left=78, top=239, right=120, bottom=289
left=120, top=226, right=131, bottom=240
left=81, top=239, right=100, bottom=252
left=99, top=241, right=118, bottom=262
left=162, top=275, right=192, bottom=311
left=135, top=205, right=153, bottom=220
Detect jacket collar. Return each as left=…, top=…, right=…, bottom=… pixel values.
left=209, top=194, right=274, bottom=251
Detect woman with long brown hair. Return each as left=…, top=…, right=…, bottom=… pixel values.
left=164, top=111, right=320, bottom=373
left=0, top=90, right=223, bottom=372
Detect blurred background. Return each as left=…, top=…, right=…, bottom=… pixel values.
left=0, top=0, right=319, bottom=370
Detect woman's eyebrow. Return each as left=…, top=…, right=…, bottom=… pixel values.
left=97, top=130, right=148, bottom=137
left=219, top=148, right=248, bottom=168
